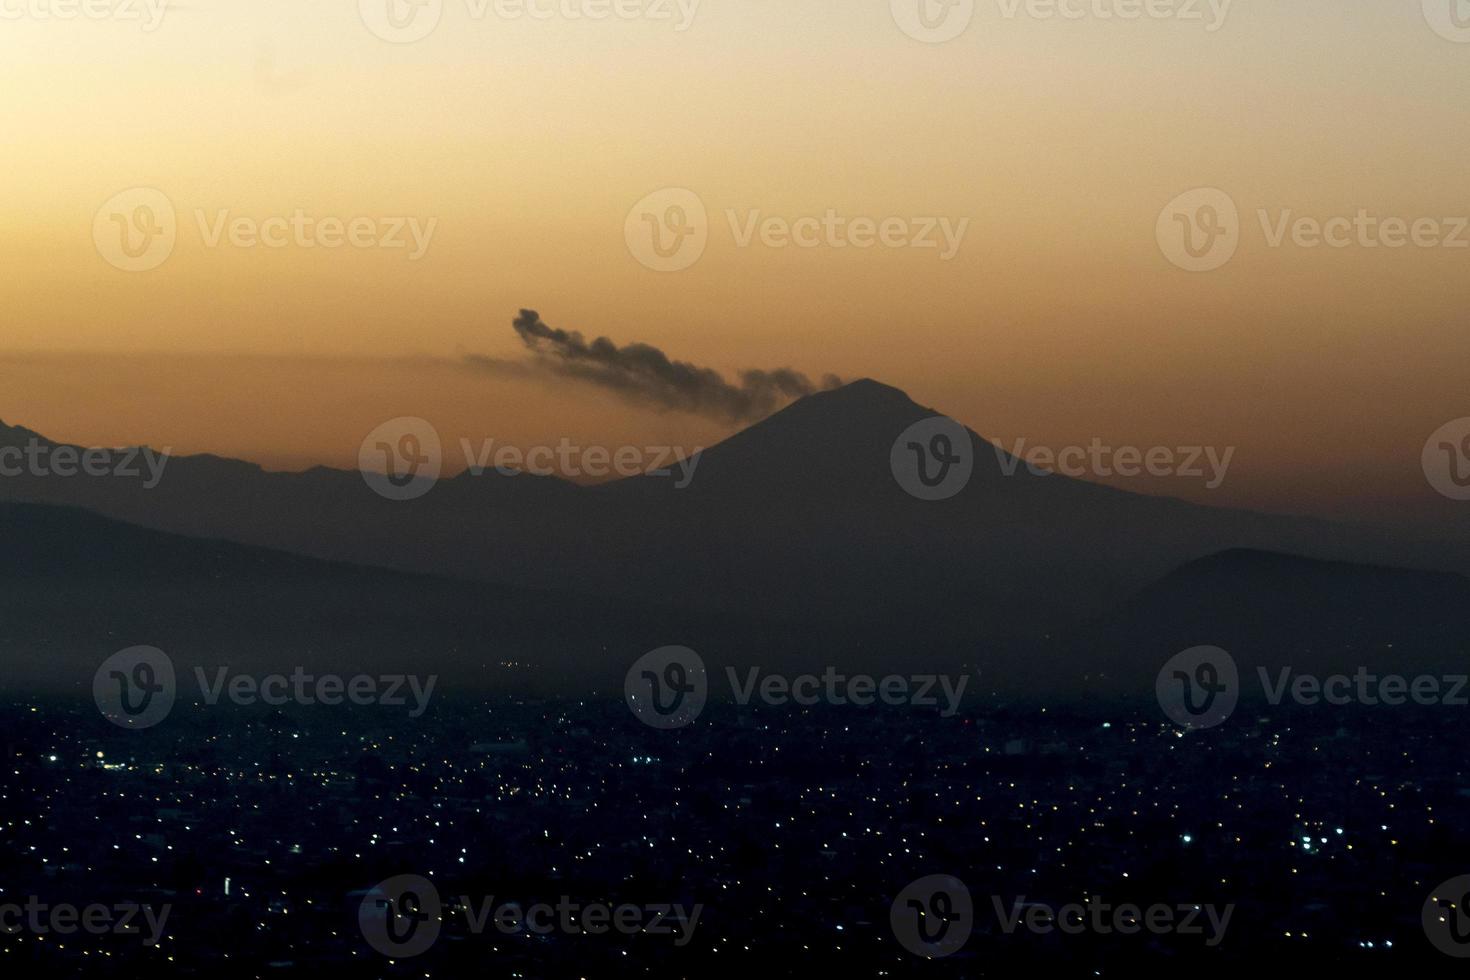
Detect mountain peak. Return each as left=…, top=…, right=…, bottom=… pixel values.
left=740, top=376, right=932, bottom=434
left=834, top=376, right=904, bottom=395
left=761, top=377, right=929, bottom=429
left=637, top=377, right=939, bottom=496
left=817, top=377, right=918, bottom=408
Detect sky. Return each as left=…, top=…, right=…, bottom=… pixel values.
left=2, top=0, right=1468, bottom=527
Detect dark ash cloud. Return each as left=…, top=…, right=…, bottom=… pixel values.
left=503, top=309, right=841, bottom=422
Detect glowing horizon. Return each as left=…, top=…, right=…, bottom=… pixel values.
left=3, top=1, right=1469, bottom=525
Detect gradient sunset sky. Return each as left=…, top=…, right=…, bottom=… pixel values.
left=2, top=1, right=1468, bottom=527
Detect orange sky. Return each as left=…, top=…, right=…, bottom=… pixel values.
left=2, top=1, right=1468, bottom=526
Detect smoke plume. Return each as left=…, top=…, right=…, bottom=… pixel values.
left=503, top=309, right=841, bottom=422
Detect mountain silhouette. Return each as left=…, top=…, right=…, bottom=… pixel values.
left=3, top=501, right=1464, bottom=701
left=0, top=502, right=706, bottom=697
left=1077, top=548, right=1470, bottom=695
left=0, top=381, right=1464, bottom=641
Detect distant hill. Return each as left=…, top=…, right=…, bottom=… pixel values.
left=1, top=380, right=1463, bottom=643
left=0, top=502, right=933, bottom=700
left=1072, top=549, right=1470, bottom=699
left=3, top=500, right=1467, bottom=707
left=0, top=503, right=687, bottom=697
